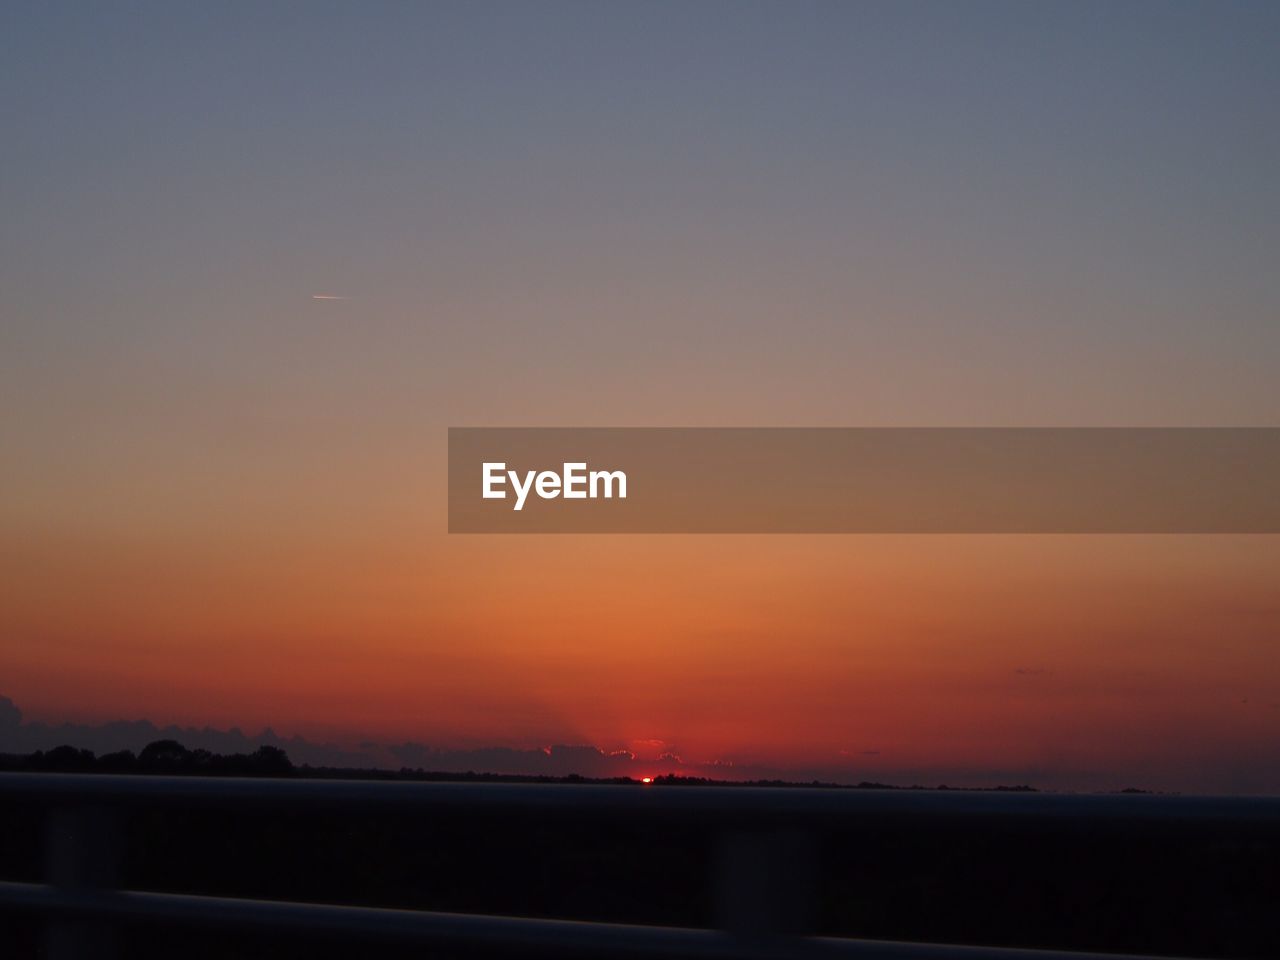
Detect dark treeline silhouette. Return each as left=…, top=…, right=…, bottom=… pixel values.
left=1, top=739, right=1044, bottom=792
left=5, top=739, right=294, bottom=777
left=0, top=694, right=1074, bottom=786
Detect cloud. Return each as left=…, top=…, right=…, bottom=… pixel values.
left=0, top=696, right=22, bottom=729
left=0, top=697, right=370, bottom=767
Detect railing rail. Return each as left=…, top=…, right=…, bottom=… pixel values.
left=4, top=772, right=1269, bottom=959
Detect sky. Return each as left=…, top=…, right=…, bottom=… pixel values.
left=2, top=1, right=1279, bottom=793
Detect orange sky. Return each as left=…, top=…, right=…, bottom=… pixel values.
left=3, top=4, right=1279, bottom=793
left=4, top=519, right=1278, bottom=792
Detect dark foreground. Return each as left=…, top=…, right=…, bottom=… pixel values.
left=2, top=769, right=1279, bottom=960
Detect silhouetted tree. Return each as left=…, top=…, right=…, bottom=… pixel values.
left=97, top=749, right=137, bottom=772
left=35, top=745, right=96, bottom=771
left=248, top=744, right=293, bottom=776
left=139, top=739, right=192, bottom=770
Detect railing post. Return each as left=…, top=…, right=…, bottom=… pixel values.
left=46, top=804, right=120, bottom=960
left=714, top=826, right=818, bottom=956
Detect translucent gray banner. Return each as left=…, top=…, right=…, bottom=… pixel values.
left=448, top=428, right=1280, bottom=533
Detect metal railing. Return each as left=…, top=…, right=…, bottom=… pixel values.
left=4, top=772, right=1276, bottom=959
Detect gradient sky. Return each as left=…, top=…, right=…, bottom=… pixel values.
left=2, top=2, right=1279, bottom=793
